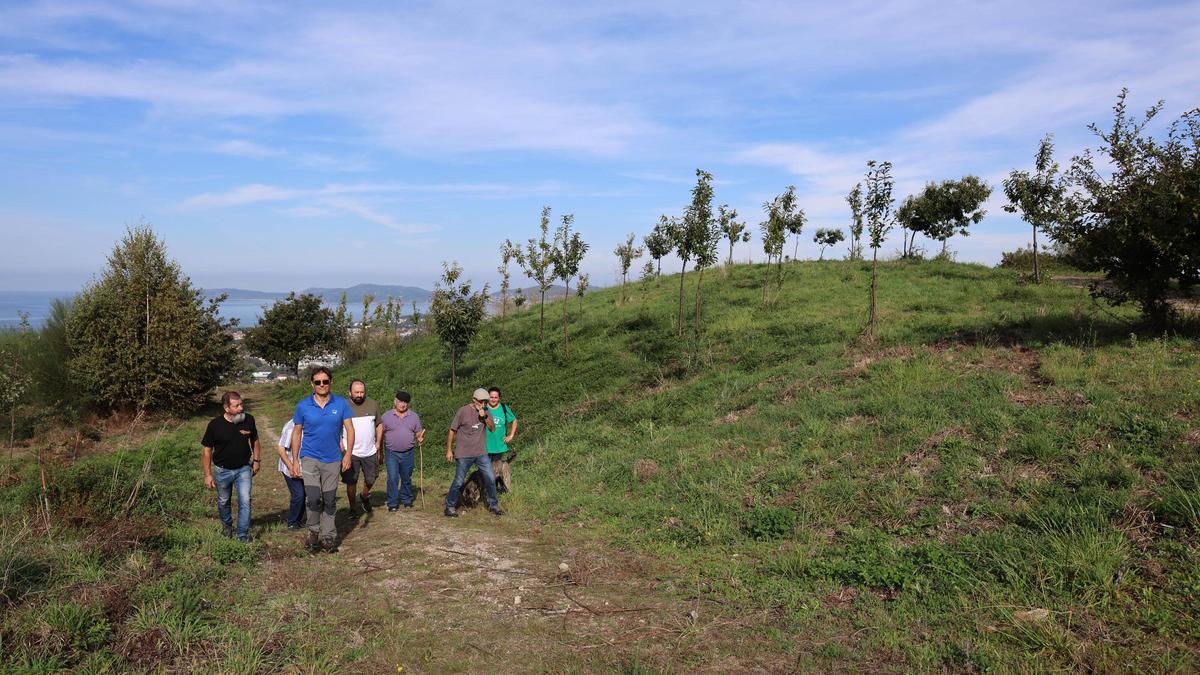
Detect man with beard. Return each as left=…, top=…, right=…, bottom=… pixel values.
left=342, top=379, right=383, bottom=515
left=201, top=391, right=261, bottom=542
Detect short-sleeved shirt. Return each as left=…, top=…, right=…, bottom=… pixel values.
left=277, top=420, right=298, bottom=474
left=202, top=414, right=259, bottom=470
left=381, top=409, right=423, bottom=453
left=293, top=394, right=352, bottom=464
left=485, top=403, right=517, bottom=455
left=449, top=404, right=488, bottom=459
left=345, top=398, right=382, bottom=458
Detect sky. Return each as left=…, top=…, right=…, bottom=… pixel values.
left=1, top=0, right=1197, bottom=292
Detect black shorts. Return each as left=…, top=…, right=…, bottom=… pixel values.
left=341, top=453, right=379, bottom=485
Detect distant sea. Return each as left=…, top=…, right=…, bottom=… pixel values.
left=0, top=291, right=428, bottom=330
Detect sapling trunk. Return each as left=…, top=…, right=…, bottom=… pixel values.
left=1032, top=225, right=1041, bottom=283
left=676, top=259, right=687, bottom=336
left=868, top=248, right=879, bottom=335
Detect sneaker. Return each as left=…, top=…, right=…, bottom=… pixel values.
left=488, top=506, right=504, bottom=517
left=443, top=507, right=459, bottom=518
left=287, top=523, right=303, bottom=531
left=321, top=539, right=339, bottom=554
left=361, top=497, right=373, bottom=513
left=305, top=531, right=320, bottom=552
left=402, top=503, right=414, bottom=509
left=238, top=535, right=251, bottom=543
left=222, top=524, right=233, bottom=538
left=387, top=506, right=398, bottom=512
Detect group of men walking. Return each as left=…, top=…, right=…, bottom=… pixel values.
left=200, top=367, right=518, bottom=553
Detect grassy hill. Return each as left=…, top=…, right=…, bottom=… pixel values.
left=2, top=258, right=1197, bottom=671
left=339, top=258, right=1199, bottom=670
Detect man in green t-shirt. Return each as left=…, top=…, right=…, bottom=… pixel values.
left=485, top=387, right=518, bottom=491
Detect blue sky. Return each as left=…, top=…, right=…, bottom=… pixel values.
left=1, top=0, right=1197, bottom=292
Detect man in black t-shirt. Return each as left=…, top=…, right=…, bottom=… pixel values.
left=201, top=391, right=261, bottom=542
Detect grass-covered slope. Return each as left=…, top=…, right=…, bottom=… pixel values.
left=343, top=259, right=1199, bottom=670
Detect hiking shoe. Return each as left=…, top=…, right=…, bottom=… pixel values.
left=361, top=498, right=373, bottom=513
left=443, top=507, right=459, bottom=518
left=222, top=524, right=233, bottom=538
left=238, top=535, right=251, bottom=543
left=321, top=539, right=339, bottom=554
left=403, top=503, right=414, bottom=509
left=287, top=523, right=303, bottom=531
left=488, top=506, right=504, bottom=517
left=305, top=531, right=320, bottom=552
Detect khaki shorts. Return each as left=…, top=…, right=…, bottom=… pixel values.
left=341, top=453, right=379, bottom=485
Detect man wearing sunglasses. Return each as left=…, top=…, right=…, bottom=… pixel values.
left=290, top=366, right=355, bottom=553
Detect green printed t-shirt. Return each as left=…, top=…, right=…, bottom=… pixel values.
left=485, top=403, right=517, bottom=455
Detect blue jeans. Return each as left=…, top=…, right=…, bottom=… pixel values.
left=283, top=473, right=305, bottom=527
left=385, top=448, right=415, bottom=508
left=213, top=464, right=252, bottom=539
left=445, top=454, right=498, bottom=510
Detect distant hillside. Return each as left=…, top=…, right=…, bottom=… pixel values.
left=302, top=284, right=433, bottom=305
left=204, top=284, right=432, bottom=304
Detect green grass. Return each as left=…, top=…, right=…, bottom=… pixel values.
left=2, top=258, right=1198, bottom=670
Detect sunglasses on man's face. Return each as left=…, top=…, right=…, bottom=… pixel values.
left=312, top=379, right=331, bottom=386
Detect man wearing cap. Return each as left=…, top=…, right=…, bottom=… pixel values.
left=380, top=389, right=425, bottom=511
left=444, top=388, right=499, bottom=517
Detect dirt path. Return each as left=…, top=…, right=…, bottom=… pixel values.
left=244, top=414, right=787, bottom=672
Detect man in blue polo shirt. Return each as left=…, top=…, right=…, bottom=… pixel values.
left=290, top=366, right=355, bottom=553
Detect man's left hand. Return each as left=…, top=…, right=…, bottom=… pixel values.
left=251, top=460, right=260, bottom=476
left=341, top=456, right=351, bottom=472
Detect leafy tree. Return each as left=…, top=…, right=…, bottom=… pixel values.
left=1003, top=135, right=1068, bottom=283
left=1058, top=90, right=1200, bottom=326
left=613, top=232, right=643, bottom=304
left=498, top=239, right=522, bottom=318
left=813, top=228, right=846, bottom=260
left=30, top=297, right=80, bottom=416
left=0, top=333, right=33, bottom=452
left=244, top=293, right=345, bottom=376
left=897, top=177, right=991, bottom=258
left=691, top=198, right=723, bottom=336
left=760, top=186, right=802, bottom=304
left=759, top=192, right=788, bottom=304
left=430, top=262, right=489, bottom=388
left=863, top=161, right=895, bottom=335
left=785, top=202, right=807, bottom=262
left=718, top=204, right=750, bottom=269
left=576, top=273, right=590, bottom=297
left=513, top=288, right=526, bottom=313
left=668, top=169, right=716, bottom=336
left=65, top=224, right=238, bottom=414
left=551, top=214, right=588, bottom=356
left=644, top=216, right=674, bottom=277
left=846, top=183, right=865, bottom=261
left=520, top=207, right=556, bottom=340
left=640, top=260, right=656, bottom=282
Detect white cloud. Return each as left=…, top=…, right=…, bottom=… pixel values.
left=212, top=139, right=278, bottom=158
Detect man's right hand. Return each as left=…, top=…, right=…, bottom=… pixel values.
left=204, top=474, right=215, bottom=489
left=445, top=450, right=454, bottom=463
left=289, top=462, right=301, bottom=478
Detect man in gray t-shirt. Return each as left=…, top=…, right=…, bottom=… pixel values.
left=444, top=388, right=499, bottom=517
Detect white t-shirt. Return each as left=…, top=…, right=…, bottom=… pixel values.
left=277, top=420, right=298, bottom=474
left=343, top=398, right=381, bottom=458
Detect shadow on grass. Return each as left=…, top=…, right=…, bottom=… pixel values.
left=916, top=312, right=1144, bottom=349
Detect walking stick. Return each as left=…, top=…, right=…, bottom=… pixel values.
left=418, top=439, right=425, bottom=508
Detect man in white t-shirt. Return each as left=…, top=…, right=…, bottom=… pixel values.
left=341, top=380, right=383, bottom=515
